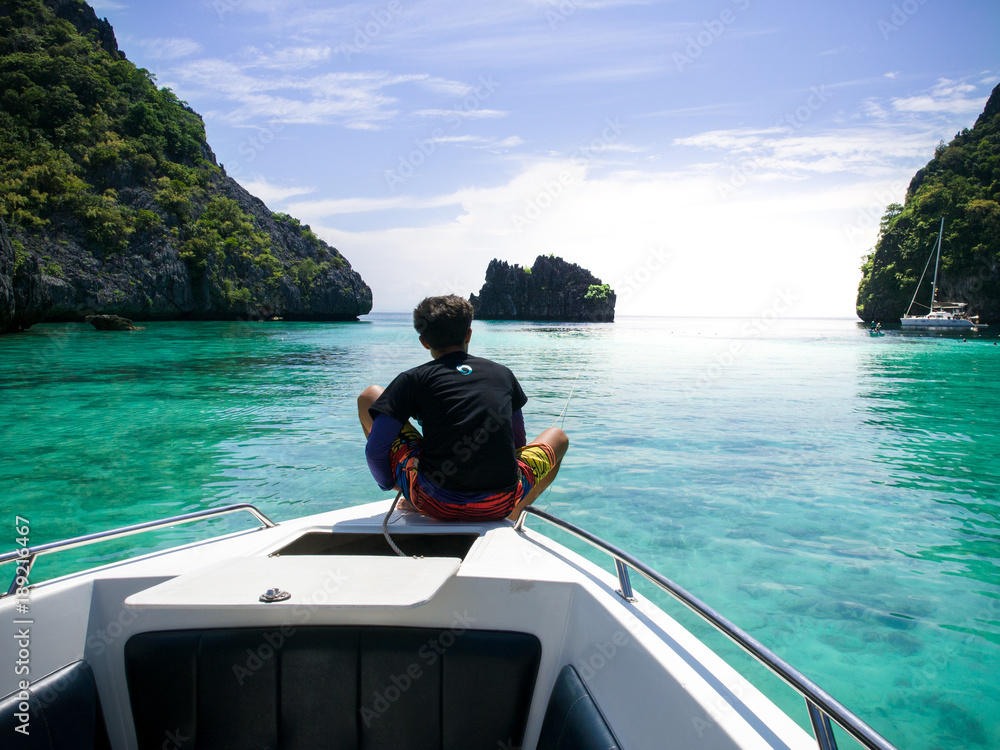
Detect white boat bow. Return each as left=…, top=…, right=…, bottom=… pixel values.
left=1, top=501, right=899, bottom=750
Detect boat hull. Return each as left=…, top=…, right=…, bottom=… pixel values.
left=900, top=316, right=976, bottom=329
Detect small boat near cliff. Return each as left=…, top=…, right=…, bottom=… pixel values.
left=0, top=500, right=899, bottom=750
left=901, top=306, right=977, bottom=330
left=901, top=218, right=979, bottom=330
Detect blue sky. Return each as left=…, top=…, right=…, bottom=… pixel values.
left=93, top=0, right=999, bottom=316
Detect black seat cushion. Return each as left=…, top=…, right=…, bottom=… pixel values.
left=537, top=665, right=621, bottom=750
left=0, top=660, right=111, bottom=750
left=124, top=626, right=541, bottom=750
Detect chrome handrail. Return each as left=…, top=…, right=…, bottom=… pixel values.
left=517, top=506, right=898, bottom=750
left=0, top=503, right=276, bottom=597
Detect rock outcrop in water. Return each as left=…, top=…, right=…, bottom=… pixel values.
left=85, top=314, right=142, bottom=331
left=470, top=256, right=615, bottom=322
left=856, top=83, right=1000, bottom=324
left=0, top=0, right=372, bottom=333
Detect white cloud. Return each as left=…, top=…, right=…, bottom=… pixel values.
left=431, top=134, right=525, bottom=150
left=891, top=77, right=989, bottom=115
left=675, top=128, right=784, bottom=153
left=673, top=78, right=997, bottom=182
left=242, top=45, right=333, bottom=71
left=433, top=135, right=480, bottom=144
left=350, top=1, right=692, bottom=70
left=308, top=159, right=887, bottom=318
left=138, top=38, right=202, bottom=60
left=891, top=95, right=987, bottom=115
left=287, top=196, right=426, bottom=216
left=168, top=60, right=422, bottom=127
left=165, top=53, right=501, bottom=129
left=818, top=46, right=850, bottom=57
left=539, top=62, right=670, bottom=85
left=236, top=177, right=316, bottom=205
left=675, top=125, right=942, bottom=181
left=413, top=108, right=508, bottom=119
left=416, top=77, right=477, bottom=97
left=523, top=0, right=653, bottom=7
left=862, top=99, right=889, bottom=119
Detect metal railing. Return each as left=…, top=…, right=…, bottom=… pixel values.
left=0, top=503, right=276, bottom=597
left=515, top=506, right=899, bottom=750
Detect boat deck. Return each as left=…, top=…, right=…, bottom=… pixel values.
left=0, top=500, right=824, bottom=749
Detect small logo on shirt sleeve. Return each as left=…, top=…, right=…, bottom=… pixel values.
left=457, top=364, right=473, bottom=375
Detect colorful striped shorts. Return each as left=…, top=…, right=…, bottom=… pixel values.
left=388, top=423, right=556, bottom=521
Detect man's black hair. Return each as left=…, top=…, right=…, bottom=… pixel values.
left=413, top=295, right=473, bottom=349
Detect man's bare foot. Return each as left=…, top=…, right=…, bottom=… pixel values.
left=396, top=496, right=417, bottom=513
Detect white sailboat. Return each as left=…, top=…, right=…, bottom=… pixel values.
left=900, top=218, right=978, bottom=330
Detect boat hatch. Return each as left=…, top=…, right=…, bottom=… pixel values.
left=271, top=531, right=479, bottom=559
left=125, top=554, right=462, bottom=609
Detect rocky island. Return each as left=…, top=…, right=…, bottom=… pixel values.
left=856, top=83, right=1000, bottom=325
left=0, top=0, right=372, bottom=334
left=470, top=256, right=615, bottom=322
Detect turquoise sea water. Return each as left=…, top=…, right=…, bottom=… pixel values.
left=2, top=315, right=999, bottom=749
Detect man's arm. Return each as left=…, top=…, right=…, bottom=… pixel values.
left=365, top=413, right=404, bottom=490
left=511, top=409, right=526, bottom=449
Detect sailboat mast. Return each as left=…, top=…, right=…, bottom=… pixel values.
left=929, top=217, right=944, bottom=313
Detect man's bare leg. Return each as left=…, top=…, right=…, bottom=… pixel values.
left=508, top=427, right=569, bottom=520
left=357, top=385, right=384, bottom=438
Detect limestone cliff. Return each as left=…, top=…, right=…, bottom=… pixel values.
left=1, top=218, right=46, bottom=332
left=470, top=256, right=615, bottom=322
left=0, top=0, right=372, bottom=332
left=0, top=219, right=14, bottom=331
left=856, top=83, right=1000, bottom=324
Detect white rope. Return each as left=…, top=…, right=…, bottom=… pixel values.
left=382, top=492, right=408, bottom=557
left=550, top=369, right=581, bottom=428
left=536, top=370, right=581, bottom=512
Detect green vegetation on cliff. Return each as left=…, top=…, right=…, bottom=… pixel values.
left=584, top=283, right=611, bottom=301
left=0, top=0, right=209, bottom=248
left=856, top=84, right=1000, bottom=324
left=0, top=0, right=371, bottom=331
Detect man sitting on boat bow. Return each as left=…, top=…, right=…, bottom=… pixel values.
left=358, top=295, right=569, bottom=521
